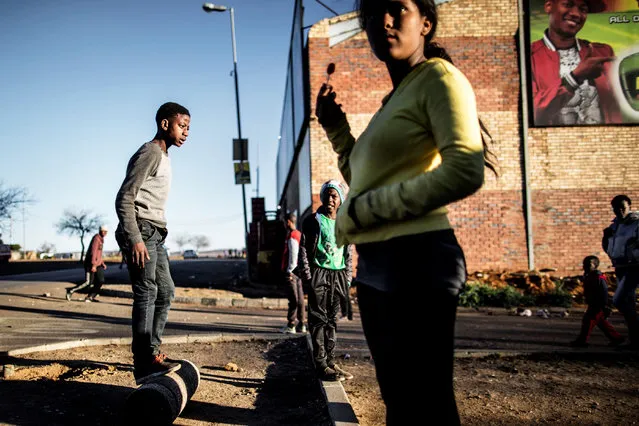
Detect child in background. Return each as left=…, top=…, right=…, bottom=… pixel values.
left=281, top=212, right=306, bottom=334
left=570, top=255, right=625, bottom=347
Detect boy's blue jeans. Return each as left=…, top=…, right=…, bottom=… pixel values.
left=119, top=220, right=175, bottom=366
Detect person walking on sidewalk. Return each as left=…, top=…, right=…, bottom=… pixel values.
left=281, top=212, right=306, bottom=334
left=115, top=101, right=190, bottom=385
left=66, top=225, right=108, bottom=302
left=602, top=194, right=639, bottom=350
left=119, top=250, right=127, bottom=270
left=299, top=180, right=353, bottom=382
left=570, top=255, right=625, bottom=347
left=315, top=0, right=497, bottom=422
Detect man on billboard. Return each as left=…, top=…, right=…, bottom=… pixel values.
left=531, top=0, right=623, bottom=126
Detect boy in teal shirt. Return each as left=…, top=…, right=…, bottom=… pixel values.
left=298, top=180, right=353, bottom=381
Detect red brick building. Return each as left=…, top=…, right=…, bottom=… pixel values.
left=275, top=0, right=639, bottom=276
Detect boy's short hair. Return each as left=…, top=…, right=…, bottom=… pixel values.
left=156, top=102, right=190, bottom=126
left=286, top=212, right=297, bottom=222
left=583, top=255, right=600, bottom=269
left=611, top=194, right=631, bottom=208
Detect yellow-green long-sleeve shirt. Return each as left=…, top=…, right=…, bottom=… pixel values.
left=323, top=58, right=485, bottom=247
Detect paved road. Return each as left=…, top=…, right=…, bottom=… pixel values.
left=0, top=260, right=630, bottom=356
left=0, top=258, right=249, bottom=288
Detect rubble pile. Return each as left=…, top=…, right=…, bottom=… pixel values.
left=467, top=269, right=619, bottom=302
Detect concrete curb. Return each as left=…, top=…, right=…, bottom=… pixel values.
left=1, top=332, right=360, bottom=426
left=99, top=288, right=290, bottom=310
left=1, top=332, right=297, bottom=357
left=303, top=334, right=359, bottom=426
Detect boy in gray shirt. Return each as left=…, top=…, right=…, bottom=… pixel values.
left=115, top=102, right=190, bottom=384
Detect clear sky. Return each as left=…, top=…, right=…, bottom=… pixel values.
left=1, top=0, right=355, bottom=254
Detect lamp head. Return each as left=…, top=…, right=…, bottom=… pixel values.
left=202, top=3, right=228, bottom=12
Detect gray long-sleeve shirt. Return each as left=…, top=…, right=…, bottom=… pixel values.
left=115, top=142, right=172, bottom=246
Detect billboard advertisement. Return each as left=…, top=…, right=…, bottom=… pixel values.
left=528, top=0, right=639, bottom=126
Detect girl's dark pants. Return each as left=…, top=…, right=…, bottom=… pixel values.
left=356, top=229, right=465, bottom=426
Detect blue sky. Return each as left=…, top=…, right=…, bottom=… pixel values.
left=1, top=0, right=355, bottom=254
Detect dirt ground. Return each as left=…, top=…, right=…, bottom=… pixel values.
left=0, top=338, right=331, bottom=426
left=1, top=261, right=638, bottom=425
left=1, top=338, right=638, bottom=425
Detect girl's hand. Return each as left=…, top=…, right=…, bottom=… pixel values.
left=315, top=83, right=345, bottom=127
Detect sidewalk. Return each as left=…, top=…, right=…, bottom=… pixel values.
left=100, top=283, right=292, bottom=310
left=1, top=279, right=630, bottom=355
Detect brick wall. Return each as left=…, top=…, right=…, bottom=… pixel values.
left=304, top=0, right=639, bottom=275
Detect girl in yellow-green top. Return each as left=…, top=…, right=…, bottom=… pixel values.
left=315, top=0, right=497, bottom=424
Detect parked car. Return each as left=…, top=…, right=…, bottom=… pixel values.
left=183, top=249, right=198, bottom=259
left=0, top=244, right=11, bottom=263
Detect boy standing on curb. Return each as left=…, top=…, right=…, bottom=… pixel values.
left=570, top=255, right=625, bottom=347
left=115, top=102, right=190, bottom=385
left=281, top=212, right=306, bottom=334
left=299, top=180, right=353, bottom=381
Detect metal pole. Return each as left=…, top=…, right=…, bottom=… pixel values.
left=22, top=204, right=26, bottom=257
left=517, top=0, right=535, bottom=270
left=229, top=8, right=249, bottom=240
left=228, top=8, right=250, bottom=273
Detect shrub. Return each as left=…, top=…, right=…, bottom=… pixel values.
left=458, top=281, right=482, bottom=307
left=459, top=282, right=559, bottom=308
left=535, top=289, right=573, bottom=308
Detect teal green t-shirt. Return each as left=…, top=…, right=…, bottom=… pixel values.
left=314, top=214, right=345, bottom=270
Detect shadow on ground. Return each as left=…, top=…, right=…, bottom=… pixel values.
left=0, top=337, right=331, bottom=426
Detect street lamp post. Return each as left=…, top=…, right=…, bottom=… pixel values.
left=202, top=3, right=249, bottom=241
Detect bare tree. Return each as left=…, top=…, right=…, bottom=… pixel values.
left=39, top=241, right=56, bottom=251
left=0, top=182, right=32, bottom=227
left=173, top=233, right=191, bottom=252
left=38, top=242, right=56, bottom=257
left=190, top=235, right=210, bottom=252
left=56, top=209, right=102, bottom=261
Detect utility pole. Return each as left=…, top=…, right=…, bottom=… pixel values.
left=256, top=141, right=260, bottom=198
left=202, top=3, right=249, bottom=239
left=22, top=204, right=26, bottom=257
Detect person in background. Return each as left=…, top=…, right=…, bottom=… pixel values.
left=66, top=225, right=108, bottom=302
left=315, top=0, right=497, bottom=422
left=119, top=251, right=127, bottom=270
left=570, top=255, right=625, bottom=347
left=281, top=212, right=306, bottom=334
left=602, top=194, right=639, bottom=350
left=298, top=180, right=353, bottom=382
